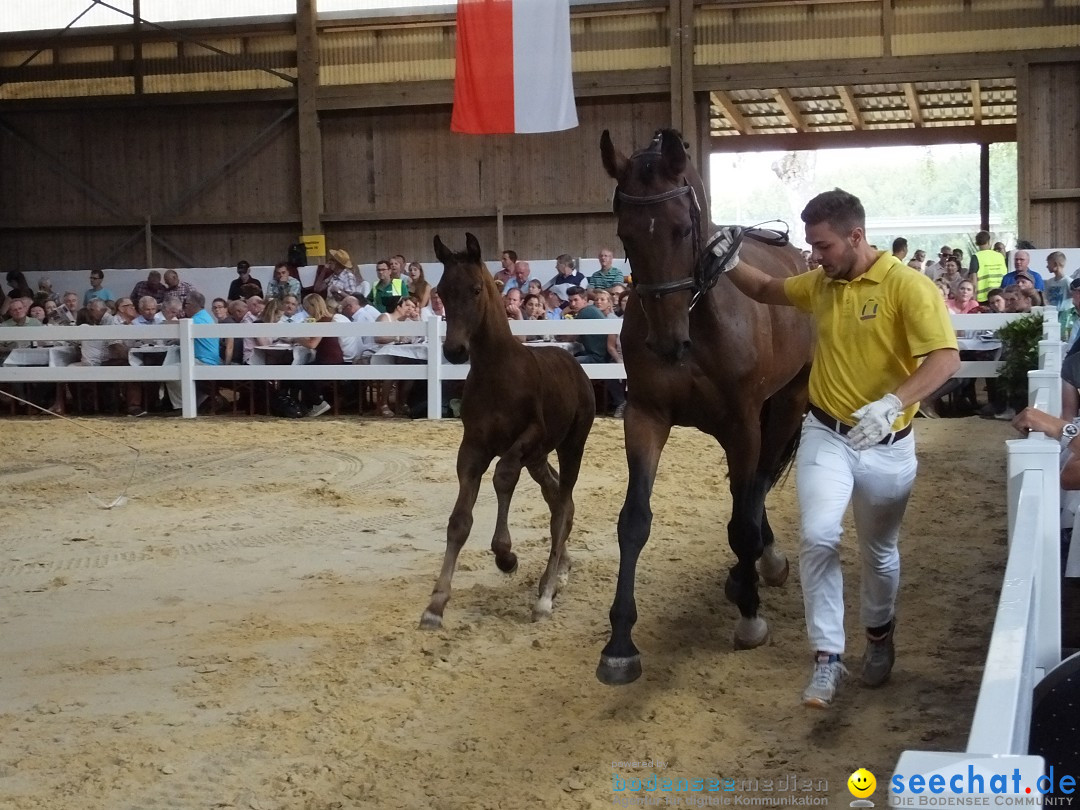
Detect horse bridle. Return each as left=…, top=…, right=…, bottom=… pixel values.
left=613, top=141, right=786, bottom=310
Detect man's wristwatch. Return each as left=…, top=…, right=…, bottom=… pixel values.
left=1061, top=422, right=1080, bottom=449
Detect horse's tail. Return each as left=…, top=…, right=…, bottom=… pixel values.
left=759, top=394, right=804, bottom=490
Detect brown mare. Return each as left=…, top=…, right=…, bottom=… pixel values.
left=596, top=129, right=814, bottom=685
left=420, top=233, right=596, bottom=628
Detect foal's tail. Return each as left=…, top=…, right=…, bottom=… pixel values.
left=759, top=393, right=804, bottom=490
left=769, top=427, right=801, bottom=489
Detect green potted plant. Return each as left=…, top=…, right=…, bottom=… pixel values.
left=995, top=312, right=1044, bottom=411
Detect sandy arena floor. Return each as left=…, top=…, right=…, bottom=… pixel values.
left=0, top=415, right=1015, bottom=809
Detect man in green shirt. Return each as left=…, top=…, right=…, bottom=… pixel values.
left=588, top=248, right=625, bottom=290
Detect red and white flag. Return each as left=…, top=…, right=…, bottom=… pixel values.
left=451, top=0, right=578, bottom=135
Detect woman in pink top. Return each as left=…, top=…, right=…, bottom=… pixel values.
left=947, top=280, right=981, bottom=314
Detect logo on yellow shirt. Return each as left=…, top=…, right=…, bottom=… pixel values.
left=860, top=299, right=879, bottom=321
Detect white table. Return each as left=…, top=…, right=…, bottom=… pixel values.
left=524, top=340, right=583, bottom=354
left=129, top=345, right=180, bottom=366
left=371, top=343, right=427, bottom=364
left=250, top=344, right=315, bottom=365
left=3, top=346, right=78, bottom=367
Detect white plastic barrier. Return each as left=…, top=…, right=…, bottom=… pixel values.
left=893, top=313, right=1064, bottom=786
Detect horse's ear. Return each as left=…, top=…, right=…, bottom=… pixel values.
left=433, top=235, right=452, bottom=265
left=660, top=129, right=688, bottom=176
left=600, top=129, right=628, bottom=180
left=464, top=232, right=483, bottom=262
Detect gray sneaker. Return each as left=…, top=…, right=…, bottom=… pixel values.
left=802, top=653, right=847, bottom=708
left=861, top=624, right=896, bottom=687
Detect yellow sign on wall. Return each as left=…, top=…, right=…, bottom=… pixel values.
left=300, top=234, right=326, bottom=257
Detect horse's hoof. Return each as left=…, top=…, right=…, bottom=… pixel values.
left=532, top=606, right=552, bottom=622
left=723, top=571, right=739, bottom=604
left=596, top=654, right=642, bottom=685
left=495, top=552, right=518, bottom=574
left=757, top=554, right=790, bottom=587
left=419, top=610, right=443, bottom=630
left=733, top=616, right=770, bottom=650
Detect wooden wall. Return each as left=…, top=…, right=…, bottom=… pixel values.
left=1018, top=61, right=1080, bottom=247
left=0, top=94, right=669, bottom=270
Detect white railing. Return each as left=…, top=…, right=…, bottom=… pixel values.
left=0, top=309, right=1056, bottom=419
left=893, top=312, right=1063, bottom=786
left=0, top=318, right=625, bottom=419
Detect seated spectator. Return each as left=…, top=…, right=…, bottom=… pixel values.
left=162, top=298, right=184, bottom=323
left=316, top=248, right=366, bottom=303
left=228, top=261, right=263, bottom=301
left=246, top=295, right=265, bottom=321
left=1002, top=250, right=1045, bottom=291
left=1014, top=272, right=1045, bottom=306
left=939, top=256, right=965, bottom=297
left=36, top=277, right=60, bottom=307
left=494, top=250, right=516, bottom=286
left=290, top=294, right=344, bottom=417
left=589, top=248, right=624, bottom=290
left=373, top=295, right=411, bottom=416
left=134, top=296, right=165, bottom=326
left=130, top=270, right=167, bottom=305
left=1, top=298, right=41, bottom=338
left=543, top=290, right=565, bottom=318
left=980, top=288, right=1007, bottom=313
left=161, top=269, right=195, bottom=307
left=43, top=299, right=59, bottom=323
left=503, top=261, right=535, bottom=294
left=162, top=291, right=218, bottom=412
left=1011, top=408, right=1080, bottom=545
left=83, top=270, right=115, bottom=307
left=280, top=294, right=307, bottom=324
left=266, top=262, right=301, bottom=301
left=526, top=279, right=543, bottom=298
left=504, top=288, right=524, bottom=321
left=563, top=286, right=625, bottom=415
left=420, top=288, right=445, bottom=322
left=220, top=299, right=248, bottom=365
left=211, top=298, right=229, bottom=322
left=522, top=293, right=547, bottom=322
left=947, top=280, right=981, bottom=314
left=1003, top=283, right=1035, bottom=314
left=28, top=303, right=46, bottom=323
left=73, top=299, right=118, bottom=366
left=252, top=298, right=285, bottom=352
left=371, top=258, right=409, bottom=313
left=339, top=294, right=381, bottom=363
left=406, top=262, right=432, bottom=308
left=543, top=253, right=586, bottom=304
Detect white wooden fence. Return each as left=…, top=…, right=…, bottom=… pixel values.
left=0, top=310, right=1046, bottom=420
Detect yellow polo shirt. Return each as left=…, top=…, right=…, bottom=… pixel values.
left=783, top=251, right=957, bottom=430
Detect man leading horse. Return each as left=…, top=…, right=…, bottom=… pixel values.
left=725, top=188, right=959, bottom=708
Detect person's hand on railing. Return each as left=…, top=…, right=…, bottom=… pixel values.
left=1011, top=407, right=1067, bottom=440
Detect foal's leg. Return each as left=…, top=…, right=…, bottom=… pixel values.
left=490, top=441, right=533, bottom=574
left=420, top=444, right=491, bottom=629
left=597, top=407, right=671, bottom=685
left=526, top=457, right=564, bottom=620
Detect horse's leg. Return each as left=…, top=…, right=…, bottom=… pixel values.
left=754, top=374, right=809, bottom=586
left=719, top=409, right=772, bottom=650
left=419, top=443, right=491, bottom=629
left=597, top=407, right=671, bottom=685
left=526, top=457, right=564, bottom=621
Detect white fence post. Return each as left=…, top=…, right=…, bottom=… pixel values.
left=1006, top=436, right=1061, bottom=676
left=426, top=317, right=444, bottom=420
left=179, top=318, right=197, bottom=419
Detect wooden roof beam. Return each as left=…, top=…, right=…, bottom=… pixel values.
left=774, top=88, right=805, bottom=132
left=711, top=90, right=750, bottom=134
left=837, top=85, right=863, bottom=130
left=903, top=82, right=923, bottom=126
left=971, top=79, right=983, bottom=125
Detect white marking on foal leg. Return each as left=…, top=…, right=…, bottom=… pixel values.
left=419, top=609, right=444, bottom=630
left=757, top=544, right=789, bottom=586
left=532, top=594, right=554, bottom=621
left=649, top=217, right=655, bottom=235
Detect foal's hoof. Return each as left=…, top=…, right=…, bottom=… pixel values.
left=418, top=610, right=443, bottom=630
left=733, top=616, right=770, bottom=650
left=596, top=654, right=642, bottom=685
left=495, top=552, right=518, bottom=574
left=757, top=554, right=790, bottom=587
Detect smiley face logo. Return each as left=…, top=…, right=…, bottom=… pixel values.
left=848, top=768, right=876, bottom=798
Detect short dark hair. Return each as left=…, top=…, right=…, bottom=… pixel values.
left=237, top=260, right=250, bottom=271
left=975, top=230, right=991, bottom=246
left=502, top=249, right=518, bottom=262
left=566, top=286, right=587, bottom=298
left=801, top=189, right=865, bottom=236
left=892, top=237, right=908, bottom=253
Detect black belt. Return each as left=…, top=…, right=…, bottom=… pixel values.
left=809, top=404, right=912, bottom=446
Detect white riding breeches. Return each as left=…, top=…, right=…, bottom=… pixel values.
left=796, top=412, right=917, bottom=655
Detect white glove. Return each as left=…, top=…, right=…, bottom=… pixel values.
left=708, top=226, right=742, bottom=273
left=848, top=393, right=903, bottom=451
